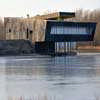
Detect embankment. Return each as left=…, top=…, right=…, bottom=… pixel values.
left=0, top=40, right=34, bottom=55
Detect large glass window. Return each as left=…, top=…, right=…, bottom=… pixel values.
left=50, top=26, right=92, bottom=35
left=55, top=42, right=76, bottom=53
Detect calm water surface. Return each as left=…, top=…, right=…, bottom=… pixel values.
left=0, top=54, right=100, bottom=100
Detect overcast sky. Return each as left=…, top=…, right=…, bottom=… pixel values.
left=0, top=0, right=100, bottom=17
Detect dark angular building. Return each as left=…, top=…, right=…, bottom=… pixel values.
left=35, top=12, right=96, bottom=55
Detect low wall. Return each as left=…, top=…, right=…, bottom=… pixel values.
left=0, top=40, right=35, bottom=55
left=78, top=46, right=100, bottom=53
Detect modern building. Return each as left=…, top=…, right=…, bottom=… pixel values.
left=35, top=20, right=96, bottom=55
left=4, top=12, right=97, bottom=55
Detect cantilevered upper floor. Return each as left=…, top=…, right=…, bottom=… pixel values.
left=44, top=20, right=97, bottom=42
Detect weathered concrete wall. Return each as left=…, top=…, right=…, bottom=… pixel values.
left=4, top=17, right=47, bottom=43
left=0, top=18, right=4, bottom=40
left=32, top=18, right=46, bottom=42
left=0, top=40, right=34, bottom=55
left=4, top=17, right=26, bottom=40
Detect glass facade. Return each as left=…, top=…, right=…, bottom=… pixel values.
left=50, top=26, right=92, bottom=35
left=55, top=42, right=76, bottom=53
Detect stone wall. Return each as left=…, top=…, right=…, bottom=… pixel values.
left=0, top=40, right=34, bottom=55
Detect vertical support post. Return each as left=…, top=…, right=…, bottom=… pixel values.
left=64, top=42, right=66, bottom=54
left=67, top=42, right=69, bottom=53
left=68, top=42, right=69, bottom=53
left=70, top=42, right=71, bottom=53
left=59, top=42, right=60, bottom=53
left=69, top=42, right=70, bottom=53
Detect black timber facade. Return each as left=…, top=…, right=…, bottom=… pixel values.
left=45, top=21, right=96, bottom=42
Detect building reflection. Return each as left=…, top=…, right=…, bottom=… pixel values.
left=0, top=55, right=100, bottom=100
left=4, top=55, right=100, bottom=77
left=8, top=95, right=50, bottom=100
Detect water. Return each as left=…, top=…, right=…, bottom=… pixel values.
left=1, top=54, right=100, bottom=100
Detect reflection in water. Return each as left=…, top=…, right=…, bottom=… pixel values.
left=8, top=95, right=50, bottom=100
left=0, top=54, right=100, bottom=100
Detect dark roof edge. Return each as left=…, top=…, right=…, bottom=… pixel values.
left=59, top=12, right=75, bottom=17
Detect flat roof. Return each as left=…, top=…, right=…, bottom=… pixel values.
left=35, top=12, right=75, bottom=20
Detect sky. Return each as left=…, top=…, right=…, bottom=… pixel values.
left=0, top=0, right=100, bottom=17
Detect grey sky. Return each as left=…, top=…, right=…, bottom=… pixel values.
left=0, top=0, right=100, bottom=17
